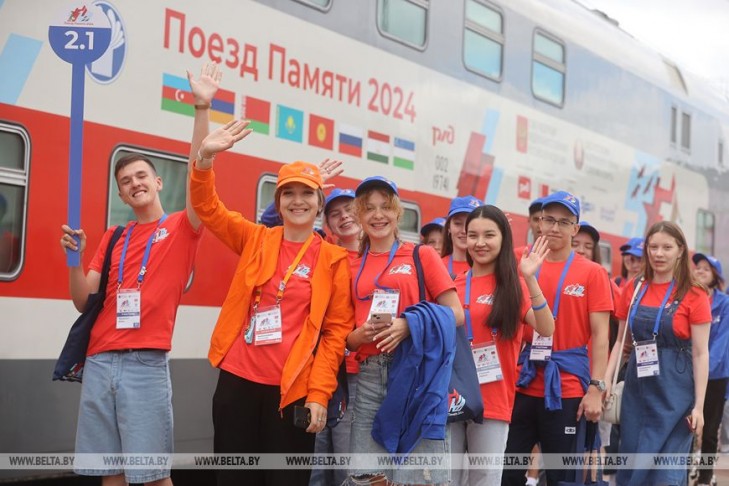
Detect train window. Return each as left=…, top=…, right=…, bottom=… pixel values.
left=463, top=0, right=503, bottom=80
left=598, top=241, right=613, bottom=277
left=377, top=0, right=428, bottom=49
left=681, top=112, right=691, bottom=151
left=108, top=148, right=187, bottom=227
left=293, top=0, right=331, bottom=11
left=695, top=209, right=715, bottom=256
left=670, top=106, right=678, bottom=145
left=0, top=125, right=29, bottom=280
left=398, top=201, right=421, bottom=243
left=532, top=31, right=565, bottom=106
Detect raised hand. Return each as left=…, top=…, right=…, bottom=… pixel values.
left=520, top=235, right=550, bottom=278
left=318, top=158, right=343, bottom=189
left=186, top=62, right=222, bottom=106
left=197, top=119, right=253, bottom=168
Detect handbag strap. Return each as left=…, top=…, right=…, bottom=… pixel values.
left=611, top=277, right=644, bottom=390
left=412, top=244, right=425, bottom=302
left=92, top=225, right=125, bottom=309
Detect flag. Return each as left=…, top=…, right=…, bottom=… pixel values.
left=393, top=137, right=415, bottom=170
left=308, top=114, right=334, bottom=150
left=276, top=105, right=304, bottom=143
left=210, top=88, right=235, bottom=124
left=161, top=73, right=194, bottom=117
left=366, top=130, right=390, bottom=164
left=242, top=96, right=270, bottom=134
left=338, top=124, right=363, bottom=157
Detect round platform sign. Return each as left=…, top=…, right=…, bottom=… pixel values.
left=49, top=3, right=112, bottom=65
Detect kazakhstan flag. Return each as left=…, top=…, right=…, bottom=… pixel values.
left=276, top=104, right=304, bottom=143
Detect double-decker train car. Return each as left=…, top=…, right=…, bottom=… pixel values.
left=1, top=0, right=727, bottom=480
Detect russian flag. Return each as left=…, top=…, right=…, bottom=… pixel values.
left=338, top=123, right=363, bottom=157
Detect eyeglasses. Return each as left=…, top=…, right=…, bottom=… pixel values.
left=540, top=216, right=576, bottom=229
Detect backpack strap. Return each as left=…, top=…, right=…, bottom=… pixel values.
left=91, top=225, right=125, bottom=310
left=413, top=244, right=426, bottom=302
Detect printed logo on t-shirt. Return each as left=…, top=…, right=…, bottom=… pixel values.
left=153, top=227, right=169, bottom=243
left=563, top=283, right=585, bottom=297
left=292, top=264, right=312, bottom=279
left=447, top=389, right=466, bottom=416
left=389, top=263, right=413, bottom=275
left=565, top=426, right=576, bottom=435
left=476, top=294, right=494, bottom=305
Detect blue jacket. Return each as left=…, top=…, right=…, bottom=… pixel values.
left=709, top=289, right=729, bottom=380
left=372, top=302, right=456, bottom=454
left=516, top=345, right=590, bottom=411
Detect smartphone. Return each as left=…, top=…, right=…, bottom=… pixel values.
left=293, top=405, right=311, bottom=429
left=371, top=313, right=393, bottom=325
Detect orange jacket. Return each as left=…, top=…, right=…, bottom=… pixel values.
left=190, top=166, right=355, bottom=409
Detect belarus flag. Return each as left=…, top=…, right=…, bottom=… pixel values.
left=366, top=130, right=390, bottom=164
left=242, top=96, right=271, bottom=134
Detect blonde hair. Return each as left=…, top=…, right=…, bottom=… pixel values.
left=354, top=188, right=404, bottom=256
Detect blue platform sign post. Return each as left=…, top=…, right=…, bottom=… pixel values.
left=49, top=4, right=111, bottom=267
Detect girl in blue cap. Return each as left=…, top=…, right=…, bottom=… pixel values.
left=441, top=196, right=483, bottom=279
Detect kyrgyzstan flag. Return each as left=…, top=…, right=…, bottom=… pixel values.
left=308, top=114, right=334, bottom=150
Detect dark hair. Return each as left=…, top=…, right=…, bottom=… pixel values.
left=441, top=212, right=466, bottom=258
left=696, top=257, right=725, bottom=291
left=643, top=221, right=698, bottom=301
left=465, top=205, right=522, bottom=340
left=114, top=153, right=157, bottom=182
left=577, top=227, right=602, bottom=265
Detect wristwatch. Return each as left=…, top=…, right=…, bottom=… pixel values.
left=589, top=379, right=606, bottom=392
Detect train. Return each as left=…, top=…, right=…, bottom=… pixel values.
left=1, top=0, right=728, bottom=481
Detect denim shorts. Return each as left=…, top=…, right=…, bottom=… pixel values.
left=349, top=354, right=450, bottom=484
left=74, top=350, right=173, bottom=484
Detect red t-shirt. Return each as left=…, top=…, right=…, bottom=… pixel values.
left=87, top=212, right=202, bottom=355
left=344, top=248, right=360, bottom=374
left=221, top=237, right=321, bottom=385
left=455, top=272, right=531, bottom=422
left=441, top=254, right=470, bottom=279
left=352, top=242, right=455, bottom=360
left=615, top=279, right=711, bottom=340
left=519, top=253, right=613, bottom=398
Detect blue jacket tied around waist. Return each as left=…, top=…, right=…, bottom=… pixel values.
left=516, top=344, right=590, bottom=411
left=372, top=301, right=456, bottom=454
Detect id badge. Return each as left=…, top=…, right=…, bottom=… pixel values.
left=635, top=340, right=660, bottom=377
left=116, top=288, right=141, bottom=329
left=529, top=332, right=553, bottom=361
left=472, top=342, right=503, bottom=384
left=253, top=305, right=283, bottom=345
left=368, top=289, right=400, bottom=320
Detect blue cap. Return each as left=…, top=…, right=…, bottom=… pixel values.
left=355, top=176, right=398, bottom=197
left=541, top=191, right=580, bottom=220
left=447, top=195, right=482, bottom=218
left=620, top=237, right=644, bottom=258
left=528, top=196, right=547, bottom=215
left=420, top=217, right=446, bottom=237
left=324, top=188, right=355, bottom=213
left=578, top=221, right=600, bottom=242
left=692, top=253, right=723, bottom=279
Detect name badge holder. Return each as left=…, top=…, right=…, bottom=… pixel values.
left=465, top=271, right=503, bottom=383
left=245, top=234, right=315, bottom=345
left=115, top=215, right=167, bottom=330
left=629, top=279, right=675, bottom=378
left=530, top=252, right=574, bottom=361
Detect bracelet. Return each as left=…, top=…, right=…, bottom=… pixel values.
left=532, top=301, right=548, bottom=311
left=197, top=150, right=215, bottom=161
left=194, top=103, right=210, bottom=110
left=530, top=292, right=543, bottom=300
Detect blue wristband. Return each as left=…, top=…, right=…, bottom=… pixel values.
left=532, top=301, right=548, bottom=311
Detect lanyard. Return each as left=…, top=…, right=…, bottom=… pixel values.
left=354, top=240, right=399, bottom=301
left=536, top=251, right=575, bottom=320
left=629, top=279, right=675, bottom=339
left=252, top=233, right=316, bottom=310
left=448, top=255, right=454, bottom=276
left=118, top=214, right=167, bottom=288
left=464, top=270, right=498, bottom=342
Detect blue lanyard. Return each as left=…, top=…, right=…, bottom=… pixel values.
left=118, top=214, right=168, bottom=287
left=536, top=251, right=575, bottom=320
left=354, top=240, right=399, bottom=301
left=448, top=255, right=454, bottom=276
left=464, top=270, right=498, bottom=342
left=628, top=279, right=675, bottom=339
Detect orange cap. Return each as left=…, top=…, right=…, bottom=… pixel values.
left=276, top=161, right=323, bottom=190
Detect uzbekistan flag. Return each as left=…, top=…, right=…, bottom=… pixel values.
left=338, top=124, right=363, bottom=157
left=393, top=137, right=415, bottom=170
left=161, top=73, right=194, bottom=116
left=242, top=96, right=270, bottom=134
left=210, top=89, right=235, bottom=124
left=308, top=114, right=334, bottom=150
left=276, top=104, right=304, bottom=143
left=366, top=130, right=390, bottom=164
